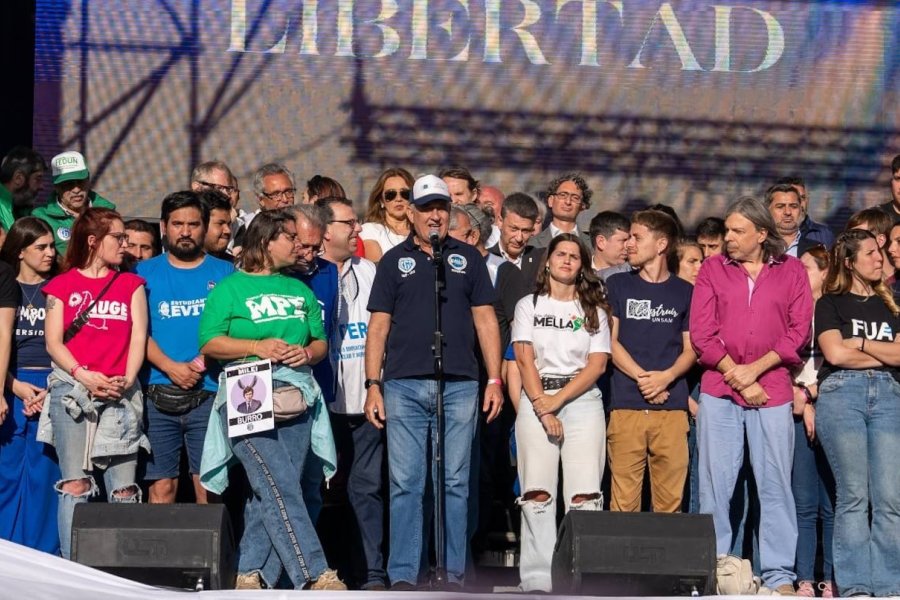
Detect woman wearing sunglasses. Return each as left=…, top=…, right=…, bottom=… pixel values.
left=360, top=167, right=413, bottom=263
left=40, top=207, right=149, bottom=559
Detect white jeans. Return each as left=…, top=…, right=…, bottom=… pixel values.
left=515, top=386, right=606, bottom=592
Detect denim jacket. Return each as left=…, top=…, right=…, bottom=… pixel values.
left=200, top=363, right=337, bottom=495
left=37, top=367, right=150, bottom=469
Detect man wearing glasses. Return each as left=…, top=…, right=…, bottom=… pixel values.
left=190, top=160, right=241, bottom=216
left=315, top=196, right=388, bottom=589
left=232, top=163, right=297, bottom=253
left=527, top=173, right=593, bottom=251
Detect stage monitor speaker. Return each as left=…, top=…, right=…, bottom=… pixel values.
left=71, top=503, right=235, bottom=591
left=551, top=511, right=716, bottom=596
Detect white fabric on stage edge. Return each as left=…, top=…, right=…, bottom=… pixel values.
left=2, top=537, right=759, bottom=599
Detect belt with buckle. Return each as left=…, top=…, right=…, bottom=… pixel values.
left=541, top=375, right=576, bottom=390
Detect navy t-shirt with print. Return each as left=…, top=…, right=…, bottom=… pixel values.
left=368, top=235, right=496, bottom=381
left=606, top=270, right=693, bottom=410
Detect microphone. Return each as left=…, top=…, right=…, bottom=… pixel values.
left=429, top=229, right=443, bottom=262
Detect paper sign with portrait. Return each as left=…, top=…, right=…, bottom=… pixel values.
left=225, top=359, right=274, bottom=438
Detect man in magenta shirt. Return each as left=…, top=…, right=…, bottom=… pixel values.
left=690, top=197, right=813, bottom=595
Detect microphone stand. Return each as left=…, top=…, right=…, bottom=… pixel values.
left=430, top=234, right=448, bottom=588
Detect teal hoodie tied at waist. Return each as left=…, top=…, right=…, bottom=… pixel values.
left=199, top=363, right=336, bottom=495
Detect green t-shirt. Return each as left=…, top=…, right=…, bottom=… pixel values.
left=198, top=270, right=326, bottom=358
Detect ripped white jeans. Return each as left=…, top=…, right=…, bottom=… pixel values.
left=515, top=386, right=606, bottom=592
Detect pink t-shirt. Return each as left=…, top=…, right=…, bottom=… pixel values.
left=43, top=269, right=145, bottom=376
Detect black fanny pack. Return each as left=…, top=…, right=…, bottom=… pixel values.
left=146, top=384, right=213, bottom=414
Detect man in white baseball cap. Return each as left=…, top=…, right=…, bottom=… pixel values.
left=32, top=150, right=115, bottom=257
left=363, top=173, right=503, bottom=590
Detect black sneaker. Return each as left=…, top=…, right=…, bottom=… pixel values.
left=391, top=581, right=418, bottom=591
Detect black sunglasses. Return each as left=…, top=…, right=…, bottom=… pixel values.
left=383, top=188, right=410, bottom=202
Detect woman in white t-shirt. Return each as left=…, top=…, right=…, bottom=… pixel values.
left=359, top=167, right=413, bottom=262
left=512, top=233, right=611, bottom=593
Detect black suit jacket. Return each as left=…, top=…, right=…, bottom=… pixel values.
left=488, top=243, right=543, bottom=294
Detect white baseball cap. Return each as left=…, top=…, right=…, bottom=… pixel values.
left=51, top=151, right=90, bottom=184
left=412, top=174, right=450, bottom=206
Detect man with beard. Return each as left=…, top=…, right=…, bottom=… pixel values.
left=766, top=183, right=804, bottom=257
left=32, top=151, right=114, bottom=257
left=774, top=176, right=834, bottom=248
left=136, top=190, right=234, bottom=503
left=0, top=146, right=46, bottom=229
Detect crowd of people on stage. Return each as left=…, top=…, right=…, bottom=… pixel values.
left=1, top=144, right=900, bottom=596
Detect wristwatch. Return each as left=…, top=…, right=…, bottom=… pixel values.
left=364, top=379, right=383, bottom=390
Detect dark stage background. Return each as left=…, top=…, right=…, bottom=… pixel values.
left=17, top=1, right=900, bottom=225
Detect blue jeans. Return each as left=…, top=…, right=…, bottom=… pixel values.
left=49, top=376, right=140, bottom=559
left=697, top=394, right=796, bottom=589
left=331, top=412, right=387, bottom=588
left=816, top=370, right=900, bottom=597
left=791, top=418, right=835, bottom=583
left=142, top=395, right=213, bottom=479
left=685, top=416, right=700, bottom=513
left=384, top=377, right=478, bottom=585
left=227, top=407, right=328, bottom=588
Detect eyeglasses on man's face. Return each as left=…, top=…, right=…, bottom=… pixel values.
left=552, top=190, right=582, bottom=203
left=262, top=188, right=296, bottom=201
left=197, top=180, right=238, bottom=195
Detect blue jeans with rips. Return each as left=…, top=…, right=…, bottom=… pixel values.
left=816, top=370, right=900, bottom=597
left=49, top=376, right=140, bottom=560
left=383, top=377, right=478, bottom=586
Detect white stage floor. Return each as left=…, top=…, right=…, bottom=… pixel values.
left=0, top=539, right=869, bottom=600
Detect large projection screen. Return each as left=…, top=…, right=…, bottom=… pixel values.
left=33, top=1, right=900, bottom=227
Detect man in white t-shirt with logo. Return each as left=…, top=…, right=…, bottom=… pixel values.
left=318, top=196, right=385, bottom=590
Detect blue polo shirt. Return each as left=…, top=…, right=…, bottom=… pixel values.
left=292, top=257, right=339, bottom=405
left=368, top=235, right=496, bottom=381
